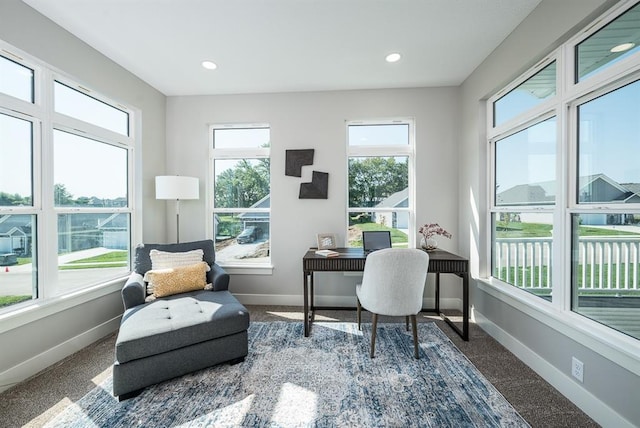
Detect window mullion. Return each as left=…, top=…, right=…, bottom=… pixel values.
left=39, top=69, right=59, bottom=298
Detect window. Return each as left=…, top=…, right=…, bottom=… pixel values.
left=576, top=2, right=640, bottom=82
left=0, top=111, right=37, bottom=306
left=347, top=120, right=413, bottom=248
left=0, top=41, right=135, bottom=312
left=53, top=130, right=130, bottom=291
left=571, top=79, right=640, bottom=336
left=488, top=1, right=640, bottom=340
left=210, top=125, right=270, bottom=267
left=0, top=112, right=33, bottom=207
left=491, top=118, right=556, bottom=299
left=54, top=81, right=129, bottom=136
left=493, top=61, right=556, bottom=127
left=0, top=54, right=33, bottom=103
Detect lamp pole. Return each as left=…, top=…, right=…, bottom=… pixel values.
left=155, top=176, right=199, bottom=244
left=176, top=198, right=181, bottom=243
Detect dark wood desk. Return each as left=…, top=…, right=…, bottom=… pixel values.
left=302, top=247, right=469, bottom=340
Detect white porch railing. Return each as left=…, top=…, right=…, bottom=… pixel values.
left=494, top=237, right=640, bottom=293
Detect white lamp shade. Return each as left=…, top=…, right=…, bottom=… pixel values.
left=155, top=176, right=199, bottom=200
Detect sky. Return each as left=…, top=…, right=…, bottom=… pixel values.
left=495, top=79, right=640, bottom=193
left=1, top=64, right=128, bottom=200
left=1, top=117, right=127, bottom=200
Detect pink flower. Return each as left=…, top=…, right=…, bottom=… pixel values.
left=418, top=223, right=452, bottom=240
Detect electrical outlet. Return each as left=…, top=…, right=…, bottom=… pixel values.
left=572, top=357, right=584, bottom=382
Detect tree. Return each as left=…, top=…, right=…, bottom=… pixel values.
left=0, top=192, right=31, bottom=207
left=214, top=159, right=270, bottom=208
left=54, top=183, right=74, bottom=206
left=348, top=157, right=408, bottom=207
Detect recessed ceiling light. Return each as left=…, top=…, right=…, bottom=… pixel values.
left=201, top=60, right=217, bottom=70
left=385, top=53, right=401, bottom=63
left=610, top=42, right=635, bottom=53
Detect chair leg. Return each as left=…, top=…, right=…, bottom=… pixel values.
left=411, top=314, right=419, bottom=359
left=370, top=313, right=378, bottom=358
left=357, top=298, right=362, bottom=330
left=405, top=316, right=409, bottom=331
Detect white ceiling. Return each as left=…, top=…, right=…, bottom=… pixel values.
left=22, top=0, right=542, bottom=97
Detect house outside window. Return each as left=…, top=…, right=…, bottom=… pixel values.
left=210, top=125, right=271, bottom=267
left=487, top=0, right=640, bottom=340
left=347, top=120, right=414, bottom=248
left=0, top=42, right=135, bottom=312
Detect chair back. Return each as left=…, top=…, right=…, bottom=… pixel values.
left=133, top=239, right=216, bottom=275
left=358, top=248, right=429, bottom=317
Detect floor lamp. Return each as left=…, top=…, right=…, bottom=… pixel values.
left=155, top=176, right=199, bottom=243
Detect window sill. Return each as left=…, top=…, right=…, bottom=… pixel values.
left=476, top=277, right=640, bottom=376
left=0, top=276, right=127, bottom=335
left=220, top=264, right=274, bottom=275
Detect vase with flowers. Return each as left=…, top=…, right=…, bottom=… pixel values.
left=418, top=223, right=452, bottom=251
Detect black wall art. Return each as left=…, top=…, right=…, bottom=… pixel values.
left=299, top=171, right=329, bottom=199
left=285, top=149, right=315, bottom=177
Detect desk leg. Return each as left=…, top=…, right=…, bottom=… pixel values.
left=434, top=272, right=440, bottom=314
left=462, top=272, right=469, bottom=341
left=439, top=272, right=469, bottom=342
left=310, top=273, right=315, bottom=312
left=303, top=271, right=309, bottom=337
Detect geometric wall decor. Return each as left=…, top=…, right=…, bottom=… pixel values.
left=285, top=149, right=315, bottom=177
left=299, top=171, right=329, bottom=199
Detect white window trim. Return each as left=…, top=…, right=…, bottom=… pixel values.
left=346, top=118, right=416, bottom=248
left=208, top=123, right=273, bottom=272
left=0, top=39, right=140, bottom=316
left=482, top=0, right=640, bottom=369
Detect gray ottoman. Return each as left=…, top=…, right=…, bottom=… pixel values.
left=113, top=290, right=249, bottom=399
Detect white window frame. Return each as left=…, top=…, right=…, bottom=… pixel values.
left=484, top=0, right=640, bottom=369
left=346, top=118, right=416, bottom=248
left=208, top=123, right=272, bottom=274
left=0, top=39, right=138, bottom=319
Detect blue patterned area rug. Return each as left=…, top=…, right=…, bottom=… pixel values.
left=45, top=321, right=529, bottom=427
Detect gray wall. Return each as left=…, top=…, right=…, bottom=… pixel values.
left=459, top=0, right=639, bottom=426
left=0, top=0, right=166, bottom=391
left=166, top=88, right=461, bottom=306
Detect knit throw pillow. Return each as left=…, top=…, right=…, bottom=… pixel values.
left=143, top=262, right=209, bottom=298
left=146, top=249, right=208, bottom=295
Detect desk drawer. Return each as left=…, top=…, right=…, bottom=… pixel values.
left=303, top=258, right=365, bottom=272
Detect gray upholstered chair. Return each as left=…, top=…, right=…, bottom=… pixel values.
left=356, top=248, right=429, bottom=359
left=112, top=239, right=249, bottom=400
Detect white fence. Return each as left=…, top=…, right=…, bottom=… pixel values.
left=494, top=237, right=640, bottom=293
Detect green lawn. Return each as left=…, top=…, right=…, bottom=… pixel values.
left=349, top=223, right=408, bottom=247
left=65, top=250, right=127, bottom=263
left=494, top=263, right=640, bottom=296
left=496, top=221, right=640, bottom=238
left=61, top=250, right=128, bottom=270
left=0, top=295, right=32, bottom=308
left=1, top=251, right=129, bottom=308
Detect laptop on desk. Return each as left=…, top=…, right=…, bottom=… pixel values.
left=362, top=230, right=392, bottom=253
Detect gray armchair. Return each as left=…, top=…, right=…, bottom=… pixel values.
left=113, top=239, right=249, bottom=400
left=121, top=239, right=230, bottom=309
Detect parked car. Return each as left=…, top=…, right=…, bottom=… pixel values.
left=0, top=253, right=18, bottom=266
left=236, top=226, right=262, bottom=244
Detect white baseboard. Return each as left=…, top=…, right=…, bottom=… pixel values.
left=235, top=293, right=461, bottom=311
left=474, top=311, right=635, bottom=428
left=0, top=315, right=121, bottom=394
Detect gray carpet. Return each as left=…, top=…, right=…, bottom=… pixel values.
left=42, top=322, right=530, bottom=427
left=0, top=305, right=598, bottom=427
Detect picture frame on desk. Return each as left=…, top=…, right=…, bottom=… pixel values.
left=316, top=233, right=337, bottom=250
